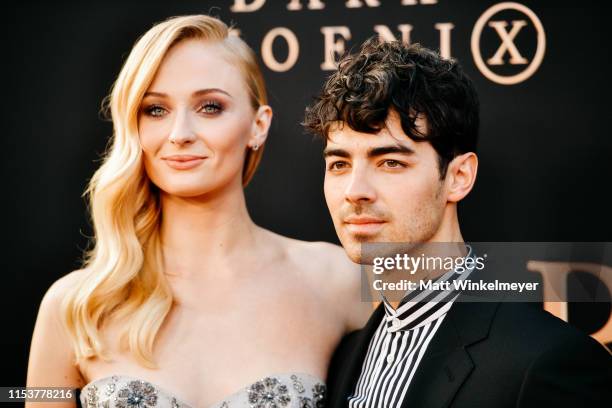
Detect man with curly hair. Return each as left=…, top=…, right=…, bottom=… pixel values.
left=303, top=37, right=611, bottom=408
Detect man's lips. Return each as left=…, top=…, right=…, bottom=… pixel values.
left=343, top=216, right=386, bottom=224
left=343, top=216, right=387, bottom=235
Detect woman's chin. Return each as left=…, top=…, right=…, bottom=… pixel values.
left=160, top=185, right=214, bottom=199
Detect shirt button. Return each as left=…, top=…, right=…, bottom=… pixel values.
left=386, top=354, right=395, bottom=364
left=391, top=318, right=401, bottom=328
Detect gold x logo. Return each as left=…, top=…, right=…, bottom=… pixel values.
left=487, top=20, right=528, bottom=65
left=471, top=2, right=546, bottom=85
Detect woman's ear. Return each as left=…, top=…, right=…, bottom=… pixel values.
left=445, top=152, right=478, bottom=203
left=248, top=105, right=273, bottom=149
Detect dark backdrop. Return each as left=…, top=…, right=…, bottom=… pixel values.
left=2, top=0, right=611, bottom=388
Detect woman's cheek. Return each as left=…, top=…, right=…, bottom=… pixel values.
left=203, top=119, right=251, bottom=151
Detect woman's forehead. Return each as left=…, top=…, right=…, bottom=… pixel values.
left=146, top=39, right=246, bottom=98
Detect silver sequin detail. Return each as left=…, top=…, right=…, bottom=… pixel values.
left=289, top=375, right=305, bottom=394
left=86, top=384, right=99, bottom=408
left=247, top=377, right=291, bottom=407
left=105, top=376, right=119, bottom=397
left=171, top=397, right=180, bottom=408
left=114, top=380, right=158, bottom=408
left=312, top=383, right=326, bottom=408
left=298, top=396, right=313, bottom=408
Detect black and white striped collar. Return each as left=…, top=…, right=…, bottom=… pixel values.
left=381, top=245, right=475, bottom=332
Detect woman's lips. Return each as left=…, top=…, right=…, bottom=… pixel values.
left=162, top=156, right=206, bottom=170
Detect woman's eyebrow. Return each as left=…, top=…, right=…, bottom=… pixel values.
left=192, top=88, right=232, bottom=98
left=143, top=88, right=233, bottom=98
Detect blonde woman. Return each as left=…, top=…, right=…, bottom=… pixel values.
left=26, top=15, right=370, bottom=408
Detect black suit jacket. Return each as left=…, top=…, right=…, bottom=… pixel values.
left=327, top=301, right=612, bottom=407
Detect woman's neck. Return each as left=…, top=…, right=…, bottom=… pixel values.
left=158, top=180, right=260, bottom=279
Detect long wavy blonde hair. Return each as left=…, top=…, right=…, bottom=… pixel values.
left=61, top=15, right=268, bottom=368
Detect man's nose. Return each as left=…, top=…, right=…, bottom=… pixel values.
left=168, top=110, right=197, bottom=145
left=344, top=168, right=377, bottom=204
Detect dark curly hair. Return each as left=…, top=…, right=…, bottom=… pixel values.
left=303, top=37, right=480, bottom=179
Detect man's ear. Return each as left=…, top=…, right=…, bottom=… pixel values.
left=445, top=152, right=478, bottom=203
left=248, top=105, right=273, bottom=149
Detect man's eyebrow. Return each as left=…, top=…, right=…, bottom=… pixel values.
left=143, top=88, right=232, bottom=98
left=323, top=148, right=351, bottom=158
left=367, top=144, right=415, bottom=157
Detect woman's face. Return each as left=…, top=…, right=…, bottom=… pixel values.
left=138, top=39, right=269, bottom=198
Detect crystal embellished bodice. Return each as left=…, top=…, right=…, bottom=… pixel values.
left=80, top=373, right=326, bottom=408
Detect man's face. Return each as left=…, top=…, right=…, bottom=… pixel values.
left=323, top=110, right=448, bottom=263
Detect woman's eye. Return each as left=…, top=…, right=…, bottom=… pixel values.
left=199, top=101, right=222, bottom=114
left=144, top=105, right=167, bottom=117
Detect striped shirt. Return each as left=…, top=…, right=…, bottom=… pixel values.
left=348, top=250, right=475, bottom=408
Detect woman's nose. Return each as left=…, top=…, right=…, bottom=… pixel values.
left=168, top=110, right=197, bottom=145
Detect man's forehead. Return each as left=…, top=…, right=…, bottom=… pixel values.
left=326, top=121, right=417, bottom=151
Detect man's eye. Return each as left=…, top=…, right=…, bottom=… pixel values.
left=328, top=161, right=349, bottom=171
left=199, top=101, right=222, bottom=114
left=382, top=159, right=405, bottom=168
left=144, top=105, right=167, bottom=117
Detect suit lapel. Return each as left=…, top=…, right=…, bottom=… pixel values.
left=329, top=303, right=386, bottom=407
left=400, top=301, right=500, bottom=408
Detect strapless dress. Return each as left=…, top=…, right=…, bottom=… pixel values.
left=80, top=373, right=326, bottom=408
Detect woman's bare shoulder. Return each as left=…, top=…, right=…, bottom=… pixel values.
left=269, top=232, right=357, bottom=277
left=27, top=269, right=88, bottom=395
left=270, top=233, right=372, bottom=331
left=34, top=268, right=88, bottom=347
left=43, top=269, right=87, bottom=304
